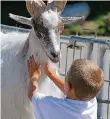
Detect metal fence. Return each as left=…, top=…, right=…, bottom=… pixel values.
left=1, top=24, right=110, bottom=119
left=59, top=34, right=110, bottom=119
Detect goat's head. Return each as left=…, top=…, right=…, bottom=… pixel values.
left=9, top=0, right=84, bottom=63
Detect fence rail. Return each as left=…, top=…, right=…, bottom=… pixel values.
left=61, top=35, right=110, bottom=45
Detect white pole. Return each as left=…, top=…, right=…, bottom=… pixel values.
left=97, top=44, right=106, bottom=119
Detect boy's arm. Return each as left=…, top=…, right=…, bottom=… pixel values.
left=28, top=78, right=39, bottom=101
left=27, top=55, right=41, bottom=101
left=45, top=64, right=65, bottom=94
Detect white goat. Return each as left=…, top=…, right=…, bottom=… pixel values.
left=1, top=1, right=83, bottom=119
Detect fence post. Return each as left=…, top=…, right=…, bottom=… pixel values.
left=97, top=45, right=106, bottom=119
left=86, top=43, right=93, bottom=60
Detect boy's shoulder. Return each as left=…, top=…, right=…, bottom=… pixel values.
left=32, top=92, right=97, bottom=107
left=32, top=93, right=97, bottom=119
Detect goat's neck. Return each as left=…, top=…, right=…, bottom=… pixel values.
left=27, top=28, right=48, bottom=64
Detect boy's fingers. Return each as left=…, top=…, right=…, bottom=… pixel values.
left=28, top=57, right=31, bottom=67
left=29, top=55, right=41, bottom=69
left=39, top=0, right=46, bottom=8
left=29, top=56, right=31, bottom=60
left=45, top=63, right=49, bottom=68
left=32, top=55, right=35, bottom=67
left=37, top=64, right=41, bottom=69
left=37, top=64, right=41, bottom=72
left=29, top=58, right=31, bottom=67
left=36, top=62, right=41, bottom=69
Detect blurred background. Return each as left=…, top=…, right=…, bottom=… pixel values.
left=1, top=1, right=110, bottom=36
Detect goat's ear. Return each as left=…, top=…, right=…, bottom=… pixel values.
left=9, top=13, right=32, bottom=26
left=60, top=16, right=84, bottom=24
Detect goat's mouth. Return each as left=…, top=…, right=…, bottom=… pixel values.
left=47, top=54, right=59, bottom=63
left=50, top=58, right=59, bottom=63
left=48, top=56, right=59, bottom=63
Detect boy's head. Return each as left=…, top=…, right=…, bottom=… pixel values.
left=65, top=59, right=104, bottom=100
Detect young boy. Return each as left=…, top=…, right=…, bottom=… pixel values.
left=27, top=55, right=104, bottom=119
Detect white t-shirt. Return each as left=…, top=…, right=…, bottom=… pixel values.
left=32, top=93, right=97, bottom=119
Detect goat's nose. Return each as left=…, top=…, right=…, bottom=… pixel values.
left=51, top=52, right=59, bottom=58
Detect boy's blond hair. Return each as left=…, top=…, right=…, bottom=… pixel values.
left=66, top=59, right=104, bottom=100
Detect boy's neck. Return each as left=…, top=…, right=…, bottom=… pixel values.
left=66, top=90, right=92, bottom=101
left=66, top=95, right=77, bottom=100
left=66, top=90, right=78, bottom=100
left=66, top=94, right=92, bottom=101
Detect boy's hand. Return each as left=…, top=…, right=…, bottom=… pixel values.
left=27, top=55, right=41, bottom=82
left=45, top=63, right=65, bottom=93
left=45, top=63, right=56, bottom=76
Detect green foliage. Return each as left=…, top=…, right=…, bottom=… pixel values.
left=69, top=25, right=81, bottom=34
left=63, top=12, right=110, bottom=36
left=96, top=12, right=110, bottom=36
left=63, top=24, right=82, bottom=35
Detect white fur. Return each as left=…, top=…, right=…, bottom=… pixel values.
left=41, top=10, right=60, bottom=54
left=1, top=3, right=65, bottom=119
left=42, top=10, right=59, bottom=28
left=1, top=30, right=64, bottom=119
left=49, top=29, right=60, bottom=52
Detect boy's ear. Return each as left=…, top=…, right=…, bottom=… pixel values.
left=64, top=80, right=72, bottom=94
left=67, top=81, right=73, bottom=91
